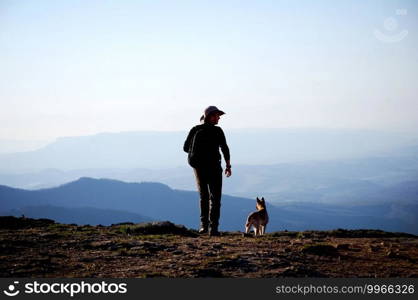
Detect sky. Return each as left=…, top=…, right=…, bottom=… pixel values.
left=1, top=0, right=417, bottom=141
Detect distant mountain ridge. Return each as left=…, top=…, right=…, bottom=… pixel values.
left=1, top=177, right=416, bottom=234
left=0, top=178, right=258, bottom=230
left=0, top=128, right=416, bottom=172
left=1, top=152, right=417, bottom=209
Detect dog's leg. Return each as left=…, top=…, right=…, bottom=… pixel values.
left=254, top=226, right=259, bottom=237
left=245, top=224, right=251, bottom=234
left=261, top=225, right=266, bottom=235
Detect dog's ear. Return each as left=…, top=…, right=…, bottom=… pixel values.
left=261, top=197, right=265, bottom=202
left=256, top=197, right=260, bottom=202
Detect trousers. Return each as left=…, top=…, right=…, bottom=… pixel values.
left=193, top=165, right=223, bottom=229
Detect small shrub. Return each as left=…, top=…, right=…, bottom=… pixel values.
left=112, top=221, right=197, bottom=237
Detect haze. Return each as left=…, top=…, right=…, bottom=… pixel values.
left=1, top=0, right=417, bottom=142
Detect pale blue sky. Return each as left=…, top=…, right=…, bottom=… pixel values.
left=1, top=0, right=417, bottom=140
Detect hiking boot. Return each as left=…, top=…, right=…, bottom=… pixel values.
left=198, top=226, right=208, bottom=234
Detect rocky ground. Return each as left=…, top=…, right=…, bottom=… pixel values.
left=1, top=216, right=417, bottom=278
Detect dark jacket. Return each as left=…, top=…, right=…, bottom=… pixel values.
left=183, top=123, right=230, bottom=167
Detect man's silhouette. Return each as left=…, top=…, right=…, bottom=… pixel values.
left=184, top=106, right=231, bottom=236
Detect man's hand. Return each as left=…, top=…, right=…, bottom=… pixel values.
left=225, top=166, right=232, bottom=177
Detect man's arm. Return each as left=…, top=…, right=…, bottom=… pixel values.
left=218, top=128, right=230, bottom=162
left=225, top=160, right=231, bottom=168
left=219, top=128, right=231, bottom=177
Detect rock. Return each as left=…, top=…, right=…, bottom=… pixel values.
left=301, top=244, right=338, bottom=256
left=368, top=245, right=380, bottom=252
left=212, top=244, right=223, bottom=250
left=336, top=243, right=350, bottom=250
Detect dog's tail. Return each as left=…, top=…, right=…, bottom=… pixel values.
left=245, top=216, right=252, bottom=234
left=245, top=214, right=252, bottom=227
left=245, top=212, right=255, bottom=227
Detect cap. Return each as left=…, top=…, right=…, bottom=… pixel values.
left=200, top=106, right=225, bottom=122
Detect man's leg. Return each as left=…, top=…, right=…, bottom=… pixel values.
left=208, top=166, right=223, bottom=235
left=194, top=168, right=210, bottom=232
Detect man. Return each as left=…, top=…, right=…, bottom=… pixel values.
left=183, top=106, right=232, bottom=236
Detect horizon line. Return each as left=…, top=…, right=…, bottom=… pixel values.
left=3, top=126, right=418, bottom=143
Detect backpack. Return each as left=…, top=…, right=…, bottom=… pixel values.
left=188, top=126, right=211, bottom=168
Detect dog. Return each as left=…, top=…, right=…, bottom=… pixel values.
left=245, top=197, right=269, bottom=236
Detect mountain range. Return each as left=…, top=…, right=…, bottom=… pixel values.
left=0, top=129, right=417, bottom=233
left=1, top=177, right=416, bottom=234
left=1, top=151, right=417, bottom=208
